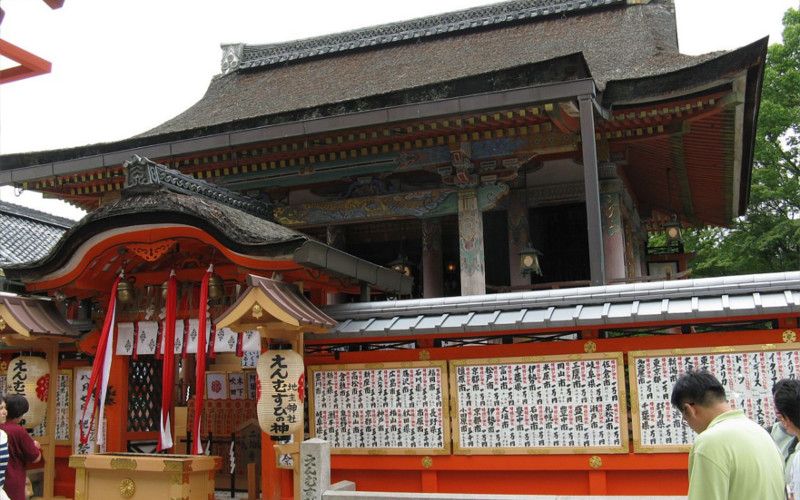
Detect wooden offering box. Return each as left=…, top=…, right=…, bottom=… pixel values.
left=69, top=453, right=222, bottom=500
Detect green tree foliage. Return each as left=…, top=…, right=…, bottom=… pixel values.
left=686, top=8, right=800, bottom=276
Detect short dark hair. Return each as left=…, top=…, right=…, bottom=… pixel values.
left=670, top=370, right=726, bottom=409
left=774, top=378, right=800, bottom=429
left=5, top=394, right=29, bottom=421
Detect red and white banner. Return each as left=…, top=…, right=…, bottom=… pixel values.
left=192, top=267, right=212, bottom=454
left=158, top=271, right=178, bottom=451
left=79, top=274, right=121, bottom=446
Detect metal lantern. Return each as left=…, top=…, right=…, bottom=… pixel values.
left=256, top=349, right=304, bottom=437
left=8, top=356, right=49, bottom=428
left=663, top=216, right=683, bottom=243
left=207, top=273, right=224, bottom=300
left=519, top=243, right=543, bottom=277
left=116, top=279, right=135, bottom=304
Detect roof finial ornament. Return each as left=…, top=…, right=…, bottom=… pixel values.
left=220, top=44, right=243, bottom=75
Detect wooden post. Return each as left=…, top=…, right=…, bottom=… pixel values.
left=458, top=188, right=486, bottom=295
left=421, top=218, right=444, bottom=298
left=579, top=94, right=606, bottom=286
left=261, top=433, right=281, bottom=500
left=43, top=340, right=58, bottom=499
left=247, top=462, right=257, bottom=500
left=507, top=189, right=531, bottom=289
left=104, top=354, right=129, bottom=452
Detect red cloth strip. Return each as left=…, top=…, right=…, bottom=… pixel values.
left=79, top=274, right=121, bottom=445
left=158, top=272, right=178, bottom=451
left=192, top=269, right=211, bottom=454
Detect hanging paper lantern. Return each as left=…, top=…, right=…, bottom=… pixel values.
left=256, top=349, right=304, bottom=437
left=8, top=356, right=49, bottom=429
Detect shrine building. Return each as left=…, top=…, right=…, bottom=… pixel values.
left=1, top=1, right=797, bottom=499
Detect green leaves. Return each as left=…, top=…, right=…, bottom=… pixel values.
left=687, top=8, right=800, bottom=276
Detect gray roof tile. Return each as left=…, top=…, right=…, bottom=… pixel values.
left=138, top=0, right=688, bottom=139
left=312, top=272, right=800, bottom=339
left=0, top=200, right=72, bottom=266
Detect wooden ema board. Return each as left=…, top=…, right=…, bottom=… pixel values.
left=73, top=366, right=95, bottom=454
left=451, top=353, right=628, bottom=454
left=629, top=342, right=800, bottom=453
left=30, top=370, right=72, bottom=444
left=308, top=361, right=450, bottom=455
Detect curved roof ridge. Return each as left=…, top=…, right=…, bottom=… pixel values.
left=223, top=0, right=625, bottom=73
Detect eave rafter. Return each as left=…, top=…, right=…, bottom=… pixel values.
left=24, top=103, right=566, bottom=202
left=598, top=91, right=730, bottom=143
left=21, top=87, right=741, bottom=220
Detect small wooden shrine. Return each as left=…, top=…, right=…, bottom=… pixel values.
left=1, top=156, right=407, bottom=498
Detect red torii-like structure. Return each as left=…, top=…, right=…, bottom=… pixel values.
left=0, top=0, right=63, bottom=85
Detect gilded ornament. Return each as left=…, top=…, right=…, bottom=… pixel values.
left=163, top=459, right=188, bottom=472
left=251, top=303, right=264, bottom=319
left=110, top=458, right=137, bottom=470
left=421, top=456, right=433, bottom=469
left=584, top=341, right=597, bottom=353
left=68, top=456, right=87, bottom=469
left=0, top=317, right=5, bottom=331
left=783, top=330, right=797, bottom=343
left=119, top=478, right=136, bottom=499
left=589, top=456, right=603, bottom=469
left=418, top=349, right=431, bottom=361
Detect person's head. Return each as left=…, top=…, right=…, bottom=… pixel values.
left=773, top=378, right=800, bottom=437
left=671, top=370, right=729, bottom=433
left=4, top=395, right=29, bottom=423
left=0, top=397, right=6, bottom=424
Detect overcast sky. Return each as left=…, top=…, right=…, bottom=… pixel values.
left=0, top=0, right=796, bottom=219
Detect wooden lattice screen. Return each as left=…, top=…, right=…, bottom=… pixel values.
left=127, top=356, right=162, bottom=432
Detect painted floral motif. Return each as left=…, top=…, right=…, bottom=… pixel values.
left=36, top=374, right=50, bottom=402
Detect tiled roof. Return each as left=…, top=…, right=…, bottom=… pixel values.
left=228, top=0, right=626, bottom=72
left=0, top=292, right=80, bottom=338
left=0, top=0, right=764, bottom=182
left=139, top=0, right=680, bottom=137
left=314, top=272, right=800, bottom=337
left=5, top=157, right=413, bottom=295
left=0, top=200, right=72, bottom=266
left=142, top=0, right=682, bottom=138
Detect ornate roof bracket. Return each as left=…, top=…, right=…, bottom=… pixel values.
left=436, top=144, right=520, bottom=189
left=122, top=155, right=273, bottom=220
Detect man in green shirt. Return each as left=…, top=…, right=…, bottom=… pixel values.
left=671, top=370, right=784, bottom=500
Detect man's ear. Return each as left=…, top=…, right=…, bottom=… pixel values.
left=683, top=402, right=698, bottom=419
